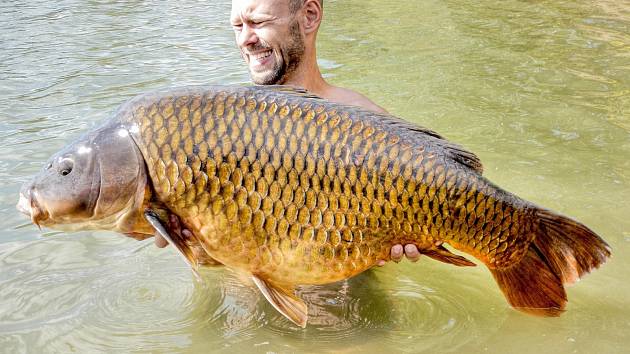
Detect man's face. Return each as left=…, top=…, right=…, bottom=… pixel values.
left=230, top=0, right=305, bottom=85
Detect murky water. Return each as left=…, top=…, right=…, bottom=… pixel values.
left=1, top=0, right=628, bottom=353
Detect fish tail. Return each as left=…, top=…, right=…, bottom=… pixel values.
left=489, top=208, right=611, bottom=316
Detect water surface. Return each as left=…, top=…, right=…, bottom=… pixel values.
left=1, top=0, right=628, bottom=353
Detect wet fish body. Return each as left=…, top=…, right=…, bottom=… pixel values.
left=18, top=85, right=610, bottom=327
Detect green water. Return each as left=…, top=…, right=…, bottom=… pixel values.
left=1, top=1, right=628, bottom=353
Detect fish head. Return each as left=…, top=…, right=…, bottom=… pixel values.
left=17, top=123, right=153, bottom=236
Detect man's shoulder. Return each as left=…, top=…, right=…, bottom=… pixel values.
left=323, top=86, right=388, bottom=114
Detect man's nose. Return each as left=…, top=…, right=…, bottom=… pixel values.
left=236, top=24, right=258, bottom=47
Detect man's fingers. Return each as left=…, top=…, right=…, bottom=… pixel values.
left=391, top=244, right=404, bottom=262
left=168, top=214, right=181, bottom=237
left=182, top=229, right=194, bottom=240
left=155, top=214, right=193, bottom=249
left=404, top=244, right=421, bottom=262
left=154, top=234, right=169, bottom=248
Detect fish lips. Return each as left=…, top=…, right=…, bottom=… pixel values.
left=16, top=187, right=49, bottom=227
left=16, top=191, right=30, bottom=216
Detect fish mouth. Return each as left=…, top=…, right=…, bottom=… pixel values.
left=16, top=192, right=31, bottom=216
left=16, top=189, right=49, bottom=227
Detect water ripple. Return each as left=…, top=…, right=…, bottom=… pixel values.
left=1, top=0, right=628, bottom=352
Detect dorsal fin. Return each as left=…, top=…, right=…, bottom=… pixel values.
left=441, top=143, right=484, bottom=174
left=377, top=115, right=484, bottom=174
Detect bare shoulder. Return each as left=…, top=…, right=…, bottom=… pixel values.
left=323, top=86, right=388, bottom=114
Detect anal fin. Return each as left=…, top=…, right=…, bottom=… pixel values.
left=144, top=209, right=201, bottom=281
left=424, top=245, right=476, bottom=267
left=252, top=275, right=308, bottom=328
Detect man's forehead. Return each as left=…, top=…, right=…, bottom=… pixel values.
left=231, top=0, right=291, bottom=18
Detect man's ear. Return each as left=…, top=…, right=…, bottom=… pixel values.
left=301, top=0, right=322, bottom=34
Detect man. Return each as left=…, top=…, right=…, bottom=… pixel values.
left=230, top=0, right=387, bottom=113
left=155, top=0, right=421, bottom=264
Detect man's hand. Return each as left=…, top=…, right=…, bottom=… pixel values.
left=154, top=214, right=193, bottom=248
left=154, top=214, right=222, bottom=266
left=376, top=244, right=422, bottom=266
left=155, top=233, right=168, bottom=248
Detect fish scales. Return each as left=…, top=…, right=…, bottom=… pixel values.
left=127, top=86, right=532, bottom=283
left=19, top=85, right=609, bottom=325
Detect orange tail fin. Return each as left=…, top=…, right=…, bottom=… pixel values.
left=489, top=209, right=611, bottom=316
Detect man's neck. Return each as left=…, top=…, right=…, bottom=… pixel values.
left=284, top=69, right=328, bottom=95
left=281, top=42, right=332, bottom=97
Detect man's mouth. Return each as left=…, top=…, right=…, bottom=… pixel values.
left=248, top=49, right=273, bottom=68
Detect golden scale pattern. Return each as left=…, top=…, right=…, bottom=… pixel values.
left=128, top=87, right=534, bottom=285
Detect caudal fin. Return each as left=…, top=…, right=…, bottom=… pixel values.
left=489, top=208, right=611, bottom=316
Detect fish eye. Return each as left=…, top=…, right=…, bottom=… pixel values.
left=58, top=158, right=74, bottom=177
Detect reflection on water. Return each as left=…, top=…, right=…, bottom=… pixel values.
left=1, top=0, right=628, bottom=353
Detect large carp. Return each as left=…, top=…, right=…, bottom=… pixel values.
left=17, top=85, right=610, bottom=327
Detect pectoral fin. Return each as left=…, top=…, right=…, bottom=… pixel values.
left=252, top=275, right=308, bottom=328
left=424, top=245, right=476, bottom=267
left=144, top=209, right=201, bottom=281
